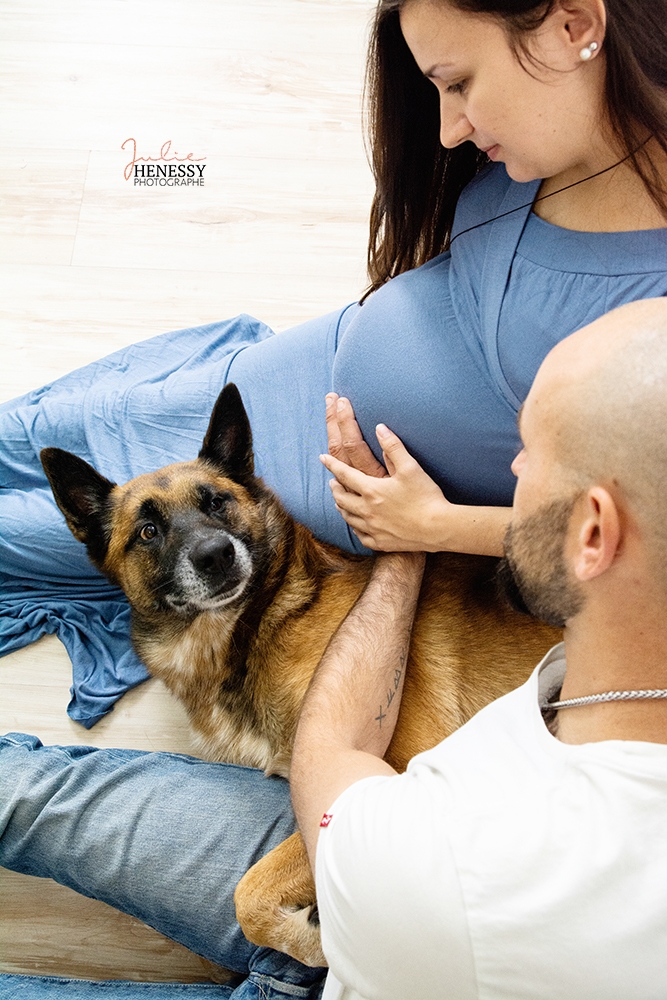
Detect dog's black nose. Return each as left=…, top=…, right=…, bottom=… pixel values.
left=189, top=536, right=236, bottom=577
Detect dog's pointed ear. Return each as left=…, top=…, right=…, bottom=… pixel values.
left=198, top=384, right=255, bottom=483
left=40, top=448, right=116, bottom=566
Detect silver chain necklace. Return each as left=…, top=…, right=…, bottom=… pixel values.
left=544, top=689, right=667, bottom=712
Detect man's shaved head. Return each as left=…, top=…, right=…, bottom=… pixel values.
left=528, top=298, right=667, bottom=585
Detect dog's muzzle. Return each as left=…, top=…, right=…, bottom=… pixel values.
left=167, top=531, right=253, bottom=612
left=189, top=535, right=237, bottom=578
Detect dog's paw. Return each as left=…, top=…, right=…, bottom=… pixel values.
left=274, top=903, right=327, bottom=968
left=234, top=831, right=324, bottom=967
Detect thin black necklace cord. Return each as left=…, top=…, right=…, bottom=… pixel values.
left=449, top=137, right=653, bottom=246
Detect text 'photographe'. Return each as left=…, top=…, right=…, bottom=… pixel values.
left=122, top=138, right=206, bottom=187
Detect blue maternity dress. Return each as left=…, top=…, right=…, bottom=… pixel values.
left=1, top=163, right=666, bottom=725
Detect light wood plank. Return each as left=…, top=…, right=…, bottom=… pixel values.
left=0, top=1, right=373, bottom=56
left=0, top=149, right=90, bottom=265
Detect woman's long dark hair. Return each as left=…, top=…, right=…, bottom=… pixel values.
left=365, top=0, right=667, bottom=295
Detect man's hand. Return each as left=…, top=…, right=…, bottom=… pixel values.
left=322, top=394, right=451, bottom=551
left=325, top=392, right=387, bottom=479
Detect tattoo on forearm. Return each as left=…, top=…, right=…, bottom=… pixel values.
left=375, top=654, right=407, bottom=727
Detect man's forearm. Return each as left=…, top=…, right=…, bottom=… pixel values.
left=298, top=552, right=425, bottom=755
left=291, top=552, right=425, bottom=865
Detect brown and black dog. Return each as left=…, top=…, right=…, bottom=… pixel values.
left=41, top=383, right=560, bottom=967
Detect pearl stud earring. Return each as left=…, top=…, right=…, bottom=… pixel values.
left=579, top=41, right=599, bottom=60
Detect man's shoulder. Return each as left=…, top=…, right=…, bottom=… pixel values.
left=314, top=651, right=563, bottom=1000
left=316, top=765, right=478, bottom=1000
left=317, top=645, right=565, bottom=855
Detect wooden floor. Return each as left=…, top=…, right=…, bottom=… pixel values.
left=0, top=0, right=375, bottom=982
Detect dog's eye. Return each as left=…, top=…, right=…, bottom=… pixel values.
left=201, top=490, right=232, bottom=515
left=140, top=523, right=158, bottom=541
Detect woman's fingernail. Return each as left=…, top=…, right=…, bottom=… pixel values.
left=337, top=397, right=349, bottom=411
left=376, top=423, right=389, bottom=438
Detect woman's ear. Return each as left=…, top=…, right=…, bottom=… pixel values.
left=550, top=0, right=607, bottom=60
left=571, top=486, right=620, bottom=582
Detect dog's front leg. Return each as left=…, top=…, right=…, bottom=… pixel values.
left=234, top=830, right=326, bottom=968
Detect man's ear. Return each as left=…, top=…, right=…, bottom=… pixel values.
left=199, top=384, right=255, bottom=483
left=40, top=448, right=116, bottom=567
left=572, top=486, right=621, bottom=582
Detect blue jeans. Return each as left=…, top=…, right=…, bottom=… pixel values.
left=0, top=734, right=326, bottom=1000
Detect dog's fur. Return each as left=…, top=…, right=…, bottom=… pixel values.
left=41, top=384, right=560, bottom=967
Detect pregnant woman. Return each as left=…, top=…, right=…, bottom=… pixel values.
left=1, top=0, right=666, bottom=997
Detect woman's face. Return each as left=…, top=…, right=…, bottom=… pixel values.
left=399, top=0, right=606, bottom=183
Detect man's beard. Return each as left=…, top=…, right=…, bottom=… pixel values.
left=497, top=496, right=585, bottom=629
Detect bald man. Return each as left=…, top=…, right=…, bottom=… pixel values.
left=291, top=298, right=667, bottom=1000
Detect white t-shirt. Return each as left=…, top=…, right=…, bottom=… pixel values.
left=316, top=644, right=667, bottom=1000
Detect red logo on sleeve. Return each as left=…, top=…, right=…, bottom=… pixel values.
left=320, top=813, right=333, bottom=828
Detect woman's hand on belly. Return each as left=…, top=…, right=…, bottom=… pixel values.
left=322, top=394, right=510, bottom=557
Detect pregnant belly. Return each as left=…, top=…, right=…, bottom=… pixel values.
left=332, top=264, right=521, bottom=507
